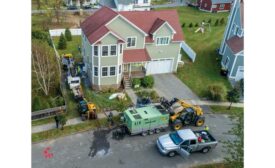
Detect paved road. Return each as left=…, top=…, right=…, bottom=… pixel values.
left=153, top=74, right=200, bottom=101
left=32, top=106, right=235, bottom=168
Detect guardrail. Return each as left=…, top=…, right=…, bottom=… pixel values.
left=32, top=106, right=66, bottom=120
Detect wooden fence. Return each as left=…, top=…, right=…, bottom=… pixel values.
left=32, top=106, right=66, bottom=121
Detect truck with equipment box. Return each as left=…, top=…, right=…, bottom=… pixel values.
left=113, top=105, right=170, bottom=138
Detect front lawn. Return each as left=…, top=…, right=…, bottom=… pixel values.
left=156, top=7, right=232, bottom=97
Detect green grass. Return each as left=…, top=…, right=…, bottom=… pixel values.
left=192, top=163, right=229, bottom=168
left=53, top=36, right=82, bottom=62
left=32, top=117, right=107, bottom=143
left=157, top=7, right=232, bottom=97
left=151, top=0, right=170, bottom=5
left=209, top=105, right=243, bottom=115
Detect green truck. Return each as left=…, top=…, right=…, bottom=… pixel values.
left=117, top=105, right=170, bottom=136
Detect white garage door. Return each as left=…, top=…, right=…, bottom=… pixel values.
left=235, top=66, right=244, bottom=81
left=146, top=59, right=173, bottom=75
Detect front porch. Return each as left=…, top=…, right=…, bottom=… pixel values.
left=123, top=62, right=146, bottom=78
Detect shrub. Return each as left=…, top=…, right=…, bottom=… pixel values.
left=214, top=19, right=219, bottom=26
left=207, top=18, right=212, bottom=24
left=32, top=30, right=52, bottom=46
left=189, top=23, right=193, bottom=28
left=195, top=23, right=199, bottom=27
left=207, top=84, right=227, bottom=101
left=32, top=96, right=42, bottom=111
left=136, top=90, right=150, bottom=98
left=58, top=33, right=67, bottom=49
left=132, top=78, right=141, bottom=88
left=56, top=96, right=65, bottom=106
left=108, top=88, right=117, bottom=93
left=141, top=76, right=154, bottom=88
left=150, top=90, right=159, bottom=100
left=182, top=23, right=186, bottom=27
left=65, top=28, right=72, bottom=41
left=220, top=18, right=225, bottom=25
left=227, top=88, right=240, bottom=109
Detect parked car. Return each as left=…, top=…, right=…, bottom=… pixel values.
left=156, top=129, right=218, bottom=157
left=67, top=5, right=77, bottom=10
left=82, top=5, right=92, bottom=9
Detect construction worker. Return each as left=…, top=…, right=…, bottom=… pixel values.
left=204, top=125, right=209, bottom=131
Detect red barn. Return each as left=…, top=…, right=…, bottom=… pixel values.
left=197, top=0, right=233, bottom=13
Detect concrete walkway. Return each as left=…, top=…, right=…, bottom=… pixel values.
left=32, top=111, right=119, bottom=134
left=182, top=99, right=244, bottom=108
left=125, top=89, right=138, bottom=105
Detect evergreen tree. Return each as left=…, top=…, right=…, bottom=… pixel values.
left=181, top=23, right=185, bottom=28
left=214, top=19, right=219, bottom=26
left=207, top=18, right=212, bottom=24
left=227, top=88, right=240, bottom=109
left=220, top=17, right=225, bottom=25
left=195, top=23, right=199, bottom=27
left=58, top=33, right=67, bottom=49
left=189, top=23, right=193, bottom=28
left=65, top=28, right=72, bottom=41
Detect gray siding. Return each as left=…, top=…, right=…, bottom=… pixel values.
left=221, top=45, right=236, bottom=75
left=231, top=54, right=244, bottom=77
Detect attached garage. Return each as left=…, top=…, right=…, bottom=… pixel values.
left=146, top=59, right=173, bottom=75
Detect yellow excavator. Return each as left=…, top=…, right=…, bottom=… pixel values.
left=160, top=97, right=205, bottom=130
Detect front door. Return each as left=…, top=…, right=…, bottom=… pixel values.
left=123, top=64, right=129, bottom=72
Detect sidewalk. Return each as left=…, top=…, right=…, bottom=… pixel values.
left=32, top=111, right=119, bottom=134
left=183, top=99, right=244, bottom=108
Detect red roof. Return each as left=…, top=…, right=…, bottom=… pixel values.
left=119, top=10, right=184, bottom=42
left=149, top=18, right=166, bottom=35
left=81, top=7, right=184, bottom=44
left=80, top=7, right=118, bottom=44
left=226, top=36, right=244, bottom=54
left=123, top=49, right=151, bottom=63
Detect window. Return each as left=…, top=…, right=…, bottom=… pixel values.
left=120, top=44, right=123, bottom=54
left=94, top=67, right=98, bottom=76
left=134, top=0, right=138, bottom=4
left=235, top=26, right=239, bottom=35
left=156, top=37, right=170, bottom=45
left=220, top=4, right=225, bottom=9
left=94, top=46, right=98, bottom=56
left=181, top=140, right=190, bottom=147
left=144, top=0, right=148, bottom=3
left=119, top=65, right=121, bottom=74
left=232, top=24, right=236, bottom=33
left=127, top=37, right=136, bottom=47
left=110, top=45, right=117, bottom=56
left=190, top=140, right=196, bottom=145
left=102, top=46, right=108, bottom=56
left=102, top=67, right=108, bottom=76
left=110, top=66, right=116, bottom=76
left=224, top=56, right=230, bottom=68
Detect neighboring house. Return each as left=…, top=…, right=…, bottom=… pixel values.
left=80, top=6, right=184, bottom=90
left=197, top=0, right=233, bottom=12
left=65, top=0, right=98, bottom=7
left=219, top=0, right=244, bottom=82
left=115, top=0, right=151, bottom=11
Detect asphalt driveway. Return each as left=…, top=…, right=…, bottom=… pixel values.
left=32, top=106, right=234, bottom=168
left=153, top=74, right=200, bottom=100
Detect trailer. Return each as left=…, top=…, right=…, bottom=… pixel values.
left=113, top=105, right=170, bottom=138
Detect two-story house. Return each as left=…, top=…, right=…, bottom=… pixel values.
left=219, top=0, right=244, bottom=82
left=114, top=0, right=151, bottom=11
left=80, top=6, right=184, bottom=90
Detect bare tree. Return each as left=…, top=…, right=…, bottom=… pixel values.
left=32, top=40, right=59, bottom=96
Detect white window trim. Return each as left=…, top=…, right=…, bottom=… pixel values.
left=101, top=66, right=117, bottom=77
left=101, top=45, right=109, bottom=57
left=101, top=66, right=109, bottom=77
left=94, top=45, right=99, bottom=57
left=156, top=36, right=170, bottom=46
left=94, top=66, right=98, bottom=77
left=110, top=45, right=117, bottom=56
left=126, top=36, right=137, bottom=48
left=109, top=66, right=116, bottom=76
